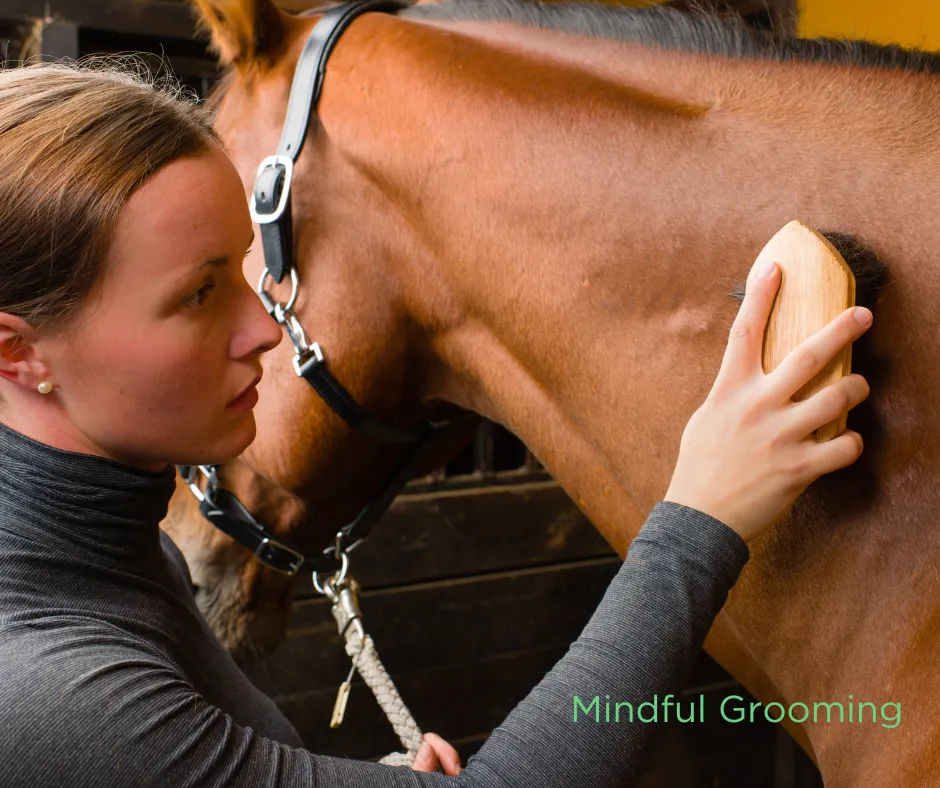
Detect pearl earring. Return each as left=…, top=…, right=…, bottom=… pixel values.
left=37, top=381, right=52, bottom=395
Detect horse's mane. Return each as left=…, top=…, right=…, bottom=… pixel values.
left=206, top=1, right=940, bottom=103
left=405, top=0, right=940, bottom=76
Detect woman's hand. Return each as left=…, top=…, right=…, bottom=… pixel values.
left=664, top=259, right=873, bottom=542
left=412, top=732, right=462, bottom=775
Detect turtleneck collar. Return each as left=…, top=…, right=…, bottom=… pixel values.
left=0, top=420, right=177, bottom=564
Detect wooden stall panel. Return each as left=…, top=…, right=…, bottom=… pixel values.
left=315, top=480, right=616, bottom=592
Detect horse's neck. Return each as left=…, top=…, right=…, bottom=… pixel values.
left=323, top=15, right=940, bottom=780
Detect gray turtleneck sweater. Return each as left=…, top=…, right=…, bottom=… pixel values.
left=0, top=420, right=749, bottom=787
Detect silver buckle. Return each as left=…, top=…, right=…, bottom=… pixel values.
left=253, top=536, right=305, bottom=576
left=249, top=155, right=294, bottom=224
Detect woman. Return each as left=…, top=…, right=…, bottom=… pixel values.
left=0, top=62, right=872, bottom=787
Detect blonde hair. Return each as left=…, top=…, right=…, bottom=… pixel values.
left=0, top=60, right=220, bottom=331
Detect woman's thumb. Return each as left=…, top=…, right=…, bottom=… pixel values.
left=413, top=742, right=433, bottom=771
left=716, top=259, right=780, bottom=384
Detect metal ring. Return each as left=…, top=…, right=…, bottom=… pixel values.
left=312, top=551, right=349, bottom=597
left=257, top=266, right=300, bottom=315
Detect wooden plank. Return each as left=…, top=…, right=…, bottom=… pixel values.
left=40, top=21, right=77, bottom=59
left=0, top=0, right=197, bottom=39
left=252, top=557, right=623, bottom=699
left=159, top=0, right=329, bottom=10
left=297, top=480, right=615, bottom=594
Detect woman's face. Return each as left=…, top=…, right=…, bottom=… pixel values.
left=34, top=145, right=283, bottom=470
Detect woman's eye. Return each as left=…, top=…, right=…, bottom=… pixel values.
left=184, top=279, right=216, bottom=309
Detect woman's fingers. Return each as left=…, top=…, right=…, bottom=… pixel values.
left=412, top=741, right=439, bottom=773
left=424, top=733, right=462, bottom=776
left=665, top=253, right=873, bottom=543
left=715, top=261, right=781, bottom=387
left=782, top=374, right=870, bottom=440
left=799, top=430, right=865, bottom=481
left=766, top=306, right=873, bottom=401
left=412, top=733, right=462, bottom=776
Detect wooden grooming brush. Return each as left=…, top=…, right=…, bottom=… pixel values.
left=758, top=220, right=857, bottom=443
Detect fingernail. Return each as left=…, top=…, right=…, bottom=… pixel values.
left=853, top=307, right=872, bottom=326
left=417, top=743, right=430, bottom=760
left=757, top=260, right=776, bottom=279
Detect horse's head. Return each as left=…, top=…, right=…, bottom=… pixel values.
left=163, top=0, right=466, bottom=660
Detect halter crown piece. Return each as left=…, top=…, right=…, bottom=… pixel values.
left=179, top=0, right=473, bottom=579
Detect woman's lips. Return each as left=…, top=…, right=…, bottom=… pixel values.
left=227, top=376, right=261, bottom=411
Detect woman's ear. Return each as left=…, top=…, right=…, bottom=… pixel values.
left=190, top=0, right=287, bottom=69
left=0, top=314, right=49, bottom=390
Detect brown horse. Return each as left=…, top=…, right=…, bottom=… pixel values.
left=161, top=0, right=940, bottom=782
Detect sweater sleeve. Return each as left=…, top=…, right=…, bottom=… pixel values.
left=4, top=502, right=747, bottom=788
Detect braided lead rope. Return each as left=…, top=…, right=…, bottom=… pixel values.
left=343, top=627, right=424, bottom=766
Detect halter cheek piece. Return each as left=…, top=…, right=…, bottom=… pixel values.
left=179, top=0, right=469, bottom=577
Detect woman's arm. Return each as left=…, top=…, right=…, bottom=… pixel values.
left=6, top=499, right=743, bottom=788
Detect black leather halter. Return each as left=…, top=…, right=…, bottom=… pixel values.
left=179, top=0, right=470, bottom=576
left=252, top=0, right=419, bottom=445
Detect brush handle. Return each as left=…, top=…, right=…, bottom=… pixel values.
left=758, top=221, right=857, bottom=443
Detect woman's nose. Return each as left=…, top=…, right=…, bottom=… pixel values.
left=253, top=294, right=284, bottom=355
left=236, top=284, right=284, bottom=359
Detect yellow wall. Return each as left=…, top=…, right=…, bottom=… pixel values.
left=798, top=0, right=940, bottom=51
